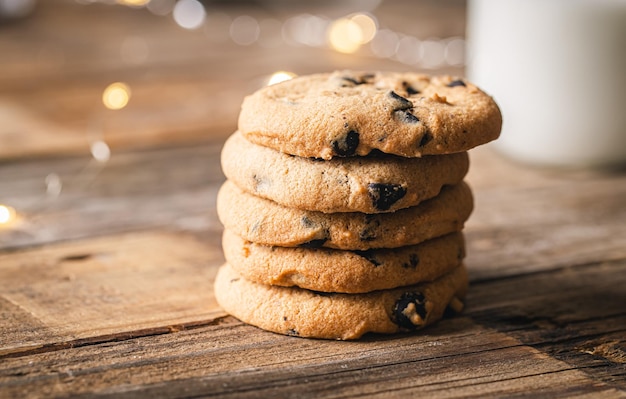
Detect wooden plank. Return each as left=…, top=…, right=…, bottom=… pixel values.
left=0, top=318, right=619, bottom=398
left=1, top=256, right=624, bottom=397
left=0, top=143, right=225, bottom=251
left=465, top=148, right=626, bottom=281
left=0, top=232, right=225, bottom=357
left=467, top=258, right=626, bottom=391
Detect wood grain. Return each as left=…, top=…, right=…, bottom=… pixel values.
left=1, top=1, right=626, bottom=397
left=0, top=232, right=225, bottom=357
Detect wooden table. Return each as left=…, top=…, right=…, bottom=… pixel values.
left=1, top=1, right=625, bottom=397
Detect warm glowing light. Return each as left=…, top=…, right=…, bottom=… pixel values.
left=117, top=0, right=149, bottom=6
left=0, top=205, right=16, bottom=226
left=102, top=82, right=131, bottom=110
left=350, top=13, right=377, bottom=44
left=90, top=140, right=111, bottom=163
left=267, top=71, right=296, bottom=86
left=327, top=18, right=363, bottom=54
left=172, top=0, right=206, bottom=30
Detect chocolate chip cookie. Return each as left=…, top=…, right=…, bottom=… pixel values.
left=222, top=131, right=469, bottom=213
left=223, top=229, right=464, bottom=293
left=217, top=180, right=473, bottom=250
left=214, top=262, right=468, bottom=340
left=238, top=71, right=502, bottom=159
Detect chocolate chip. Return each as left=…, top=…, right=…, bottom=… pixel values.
left=359, top=216, right=380, bottom=241
left=331, top=130, right=359, bottom=156
left=341, top=76, right=360, bottom=86
left=359, top=228, right=377, bottom=241
left=388, top=90, right=413, bottom=110
left=299, top=238, right=328, bottom=248
left=301, top=216, right=316, bottom=229
left=403, top=81, right=420, bottom=95
left=395, top=110, right=420, bottom=124
left=447, top=79, right=466, bottom=87
left=359, top=233, right=376, bottom=242
left=393, top=292, right=427, bottom=330
left=367, top=183, right=407, bottom=211
left=402, top=254, right=420, bottom=269
left=418, top=132, right=432, bottom=147
left=353, top=249, right=381, bottom=266
left=287, top=328, right=299, bottom=336
left=336, top=75, right=372, bottom=87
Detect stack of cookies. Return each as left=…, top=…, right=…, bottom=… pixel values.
left=215, top=71, right=501, bottom=340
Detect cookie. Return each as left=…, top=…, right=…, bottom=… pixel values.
left=222, top=131, right=469, bottom=213
left=223, top=229, right=464, bottom=293
left=238, top=71, right=502, bottom=159
left=214, top=263, right=468, bottom=340
left=217, top=180, right=473, bottom=250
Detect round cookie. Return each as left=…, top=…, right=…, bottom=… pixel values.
left=222, top=131, right=469, bottom=213
left=214, top=263, right=468, bottom=340
left=217, top=180, right=473, bottom=250
left=223, top=229, right=465, bottom=293
left=238, top=71, right=502, bottom=160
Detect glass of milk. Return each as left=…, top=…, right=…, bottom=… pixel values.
left=466, top=0, right=626, bottom=169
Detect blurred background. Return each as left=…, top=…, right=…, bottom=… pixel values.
left=0, top=0, right=466, bottom=160
left=0, top=0, right=468, bottom=247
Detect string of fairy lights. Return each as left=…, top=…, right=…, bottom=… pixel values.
left=0, top=0, right=466, bottom=230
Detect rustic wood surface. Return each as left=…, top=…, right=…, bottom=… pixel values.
left=1, top=1, right=625, bottom=398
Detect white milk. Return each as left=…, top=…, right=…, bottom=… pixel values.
left=467, top=0, right=626, bottom=168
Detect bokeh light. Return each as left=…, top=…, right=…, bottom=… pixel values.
left=350, top=13, right=377, bottom=44
left=45, top=173, right=62, bottom=197
left=370, top=29, right=398, bottom=58
left=327, top=17, right=362, bottom=54
left=146, top=0, right=175, bottom=15
left=0, top=205, right=16, bottom=226
left=421, top=39, right=446, bottom=69
left=117, top=0, right=149, bottom=7
left=229, top=15, right=260, bottom=46
left=102, top=82, right=131, bottom=110
left=0, top=0, right=36, bottom=18
left=395, top=35, right=422, bottom=65
left=267, top=71, right=296, bottom=86
left=172, top=0, right=206, bottom=30
left=90, top=140, right=111, bottom=163
left=445, top=37, right=466, bottom=67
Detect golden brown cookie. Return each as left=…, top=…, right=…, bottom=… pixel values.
left=217, top=180, right=473, bottom=250
left=214, top=263, right=468, bottom=340
left=221, top=131, right=469, bottom=213
left=238, top=71, right=502, bottom=159
left=223, top=229, right=465, bottom=293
